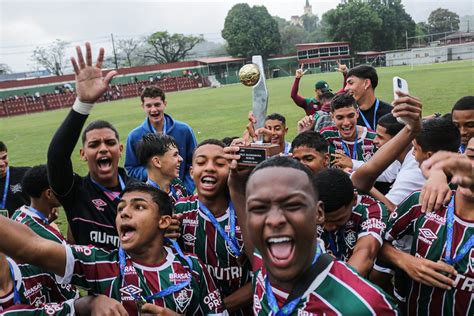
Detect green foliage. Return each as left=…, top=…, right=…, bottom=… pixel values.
left=302, top=14, right=319, bottom=33
left=323, top=2, right=382, bottom=53
left=144, top=31, right=203, bottom=64
left=280, top=25, right=307, bottom=54
left=428, top=8, right=461, bottom=35
left=222, top=3, right=281, bottom=58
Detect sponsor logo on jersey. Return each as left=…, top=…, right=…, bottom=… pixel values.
left=425, top=212, right=446, bottom=225
left=203, top=289, right=221, bottom=311
left=120, top=284, right=142, bottom=301
left=224, top=225, right=242, bottom=233
left=73, top=245, right=92, bottom=256
left=453, top=273, right=474, bottom=292
left=24, top=283, right=43, bottom=297
left=418, top=228, right=438, bottom=245
left=90, top=231, right=119, bottom=247
left=363, top=151, right=373, bottom=162
left=92, top=199, right=107, bottom=211
left=182, top=218, right=198, bottom=226
left=10, top=183, right=22, bottom=194
left=123, top=265, right=136, bottom=275
left=298, top=311, right=319, bottom=316
left=169, top=272, right=191, bottom=283
left=44, top=303, right=66, bottom=315
left=174, top=287, right=193, bottom=313
left=182, top=233, right=196, bottom=244
left=207, top=265, right=243, bottom=280
left=389, top=211, right=398, bottom=220
left=344, top=230, right=357, bottom=250
left=253, top=294, right=262, bottom=313
left=361, top=218, right=386, bottom=231
left=470, top=249, right=474, bottom=273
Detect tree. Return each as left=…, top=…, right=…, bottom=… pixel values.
left=280, top=25, right=307, bottom=54
left=369, top=0, right=416, bottom=51
left=323, top=1, right=382, bottom=53
left=302, top=14, right=319, bottom=33
left=222, top=4, right=281, bottom=58
left=116, top=38, right=140, bottom=67
left=428, top=8, right=460, bottom=35
left=144, top=31, right=203, bottom=64
left=0, top=63, right=12, bottom=74
left=31, top=39, right=69, bottom=76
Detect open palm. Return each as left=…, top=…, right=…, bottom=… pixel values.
left=71, top=42, right=117, bottom=103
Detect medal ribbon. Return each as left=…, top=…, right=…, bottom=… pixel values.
left=148, top=117, right=167, bottom=136
left=198, top=201, right=241, bottom=257
left=339, top=127, right=358, bottom=160
left=146, top=178, right=178, bottom=202
left=359, top=99, right=379, bottom=131
left=27, top=206, right=49, bottom=225
left=327, top=233, right=340, bottom=258
left=444, top=196, right=474, bottom=265
left=90, top=175, right=125, bottom=203
left=8, top=260, right=21, bottom=305
left=265, top=245, right=322, bottom=316
left=118, top=238, right=193, bottom=303
left=459, top=144, right=465, bottom=154
left=1, top=167, right=10, bottom=210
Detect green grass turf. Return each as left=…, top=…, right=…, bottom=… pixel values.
left=1, top=60, right=473, bottom=233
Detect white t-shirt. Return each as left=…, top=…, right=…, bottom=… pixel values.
left=385, top=148, right=425, bottom=205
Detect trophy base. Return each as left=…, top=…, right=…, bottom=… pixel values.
left=238, top=143, right=281, bottom=166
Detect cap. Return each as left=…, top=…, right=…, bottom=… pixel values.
left=315, top=80, right=331, bottom=92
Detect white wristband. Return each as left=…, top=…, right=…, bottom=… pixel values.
left=72, top=98, right=94, bottom=115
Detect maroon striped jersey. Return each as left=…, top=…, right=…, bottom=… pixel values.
left=56, top=244, right=226, bottom=315
left=385, top=190, right=474, bottom=316
left=174, top=197, right=252, bottom=310
left=251, top=251, right=400, bottom=315
left=320, top=194, right=388, bottom=261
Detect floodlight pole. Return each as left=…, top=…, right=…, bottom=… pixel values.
left=111, top=33, right=119, bottom=69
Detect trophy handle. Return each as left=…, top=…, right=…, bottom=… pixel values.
left=252, top=56, right=268, bottom=130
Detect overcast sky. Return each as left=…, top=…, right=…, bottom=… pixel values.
left=1, top=0, right=473, bottom=72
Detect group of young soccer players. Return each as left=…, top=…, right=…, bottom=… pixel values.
left=0, top=42, right=472, bottom=315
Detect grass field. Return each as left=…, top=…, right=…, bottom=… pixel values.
left=1, top=60, right=473, bottom=232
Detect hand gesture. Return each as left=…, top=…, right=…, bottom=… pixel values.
left=295, top=63, right=308, bottom=79
left=392, top=92, right=422, bottom=133
left=400, top=254, right=456, bottom=290
left=332, top=152, right=353, bottom=169
left=89, top=294, right=128, bottom=316
left=419, top=170, right=451, bottom=213
left=71, top=42, right=117, bottom=103
left=335, top=60, right=348, bottom=75
left=297, top=115, right=315, bottom=133
left=164, top=214, right=182, bottom=239
left=254, top=127, right=272, bottom=143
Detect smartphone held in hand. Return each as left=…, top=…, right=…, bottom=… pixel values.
left=393, top=76, right=409, bottom=125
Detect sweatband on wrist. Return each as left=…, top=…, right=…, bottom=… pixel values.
left=72, top=98, right=94, bottom=115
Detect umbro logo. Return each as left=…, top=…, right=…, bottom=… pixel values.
left=10, top=183, right=22, bottom=193
left=92, top=199, right=107, bottom=211
left=182, top=233, right=196, bottom=243
left=419, top=228, right=437, bottom=240
left=419, top=228, right=438, bottom=245
left=120, top=284, right=142, bottom=297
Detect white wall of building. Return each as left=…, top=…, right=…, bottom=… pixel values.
left=385, top=43, right=474, bottom=66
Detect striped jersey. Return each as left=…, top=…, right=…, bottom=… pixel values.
left=169, top=178, right=189, bottom=204
left=57, top=244, right=225, bottom=315
left=320, top=195, right=388, bottom=261
left=174, top=197, right=252, bottom=299
left=385, top=190, right=474, bottom=316
left=1, top=300, right=75, bottom=315
left=12, top=205, right=65, bottom=244
left=0, top=258, right=77, bottom=314
left=251, top=251, right=400, bottom=315
left=320, top=125, right=376, bottom=165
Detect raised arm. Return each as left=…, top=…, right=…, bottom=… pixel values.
left=47, top=42, right=117, bottom=195
left=347, top=235, right=380, bottom=277
left=352, top=93, right=422, bottom=193
left=0, top=215, right=66, bottom=276
left=290, top=64, right=309, bottom=109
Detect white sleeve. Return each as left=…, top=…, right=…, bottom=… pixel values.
left=374, top=160, right=401, bottom=183
left=351, top=159, right=365, bottom=171
left=385, top=163, right=425, bottom=205
left=55, top=244, right=75, bottom=284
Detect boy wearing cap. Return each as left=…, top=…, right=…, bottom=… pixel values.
left=291, top=64, right=332, bottom=116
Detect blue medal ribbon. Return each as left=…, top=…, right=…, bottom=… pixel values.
left=265, top=245, right=322, bottom=316
left=27, top=206, right=49, bottom=225
left=146, top=178, right=178, bottom=202
left=118, top=238, right=193, bottom=303
left=327, top=233, right=340, bottom=258
left=459, top=144, right=466, bottom=154
left=198, top=201, right=241, bottom=257
left=444, top=196, right=474, bottom=265
left=90, top=175, right=125, bottom=203
left=1, top=167, right=10, bottom=210
left=8, top=260, right=21, bottom=305
left=339, top=127, right=358, bottom=160
left=359, top=99, right=379, bottom=131
left=148, top=117, right=167, bottom=136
